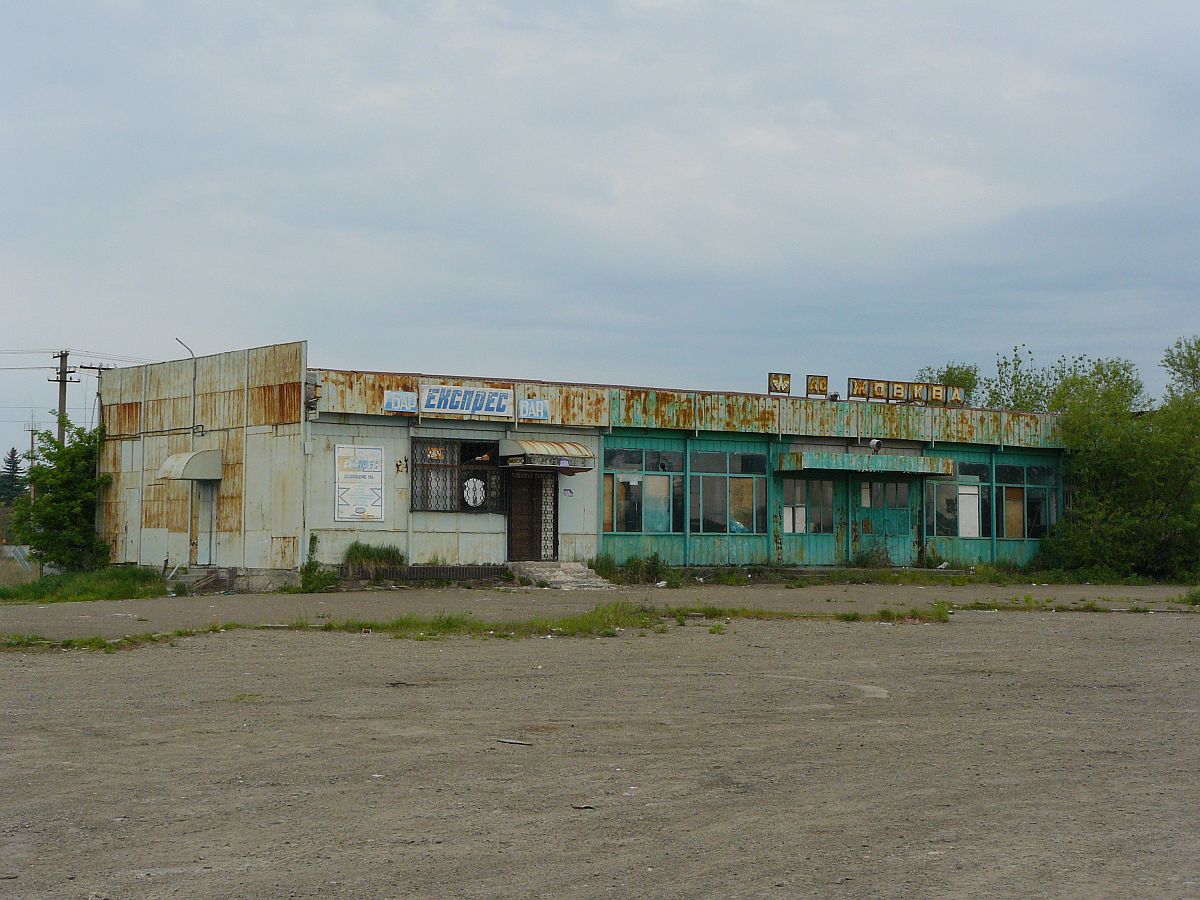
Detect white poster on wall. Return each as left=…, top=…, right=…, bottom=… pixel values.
left=335, top=445, right=385, bottom=522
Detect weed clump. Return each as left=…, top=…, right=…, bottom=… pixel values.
left=342, top=542, right=406, bottom=580
left=0, top=567, right=166, bottom=605
left=282, top=535, right=339, bottom=594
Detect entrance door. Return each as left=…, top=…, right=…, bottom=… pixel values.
left=853, top=478, right=916, bottom=566
left=196, top=481, right=217, bottom=566
left=508, top=471, right=558, bottom=561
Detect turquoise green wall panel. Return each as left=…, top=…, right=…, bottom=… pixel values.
left=925, top=537, right=1042, bottom=567
left=601, top=535, right=686, bottom=566
left=780, top=534, right=842, bottom=566
left=925, top=537, right=993, bottom=566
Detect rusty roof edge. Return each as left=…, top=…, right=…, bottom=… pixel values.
left=309, top=366, right=1061, bottom=420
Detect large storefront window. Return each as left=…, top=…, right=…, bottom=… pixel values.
left=782, top=479, right=834, bottom=534
left=412, top=439, right=504, bottom=513
left=603, top=447, right=766, bottom=534
left=688, top=451, right=767, bottom=534
left=996, top=465, right=1056, bottom=539
left=931, top=460, right=1058, bottom=539
left=602, top=448, right=685, bottom=533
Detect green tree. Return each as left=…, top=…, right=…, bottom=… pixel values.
left=1037, top=346, right=1199, bottom=579
left=914, top=362, right=980, bottom=405
left=0, top=447, right=24, bottom=503
left=1162, top=335, right=1200, bottom=399
left=978, top=345, right=1063, bottom=411
left=10, top=419, right=110, bottom=571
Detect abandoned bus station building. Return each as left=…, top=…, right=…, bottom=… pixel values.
left=96, top=341, right=1064, bottom=577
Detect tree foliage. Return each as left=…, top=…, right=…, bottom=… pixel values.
left=920, top=340, right=1198, bottom=578
left=915, top=362, right=980, bottom=405
left=1162, top=334, right=1200, bottom=399
left=9, top=420, right=110, bottom=571
left=1035, top=345, right=1198, bottom=579
left=0, top=447, right=24, bottom=504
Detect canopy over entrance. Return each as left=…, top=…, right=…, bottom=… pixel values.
left=158, top=449, right=223, bottom=481
left=499, top=439, right=595, bottom=475
left=775, top=451, right=954, bottom=476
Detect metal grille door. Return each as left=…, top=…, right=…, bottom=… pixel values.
left=507, top=471, right=558, bottom=561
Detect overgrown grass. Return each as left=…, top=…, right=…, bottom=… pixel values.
left=1, top=622, right=240, bottom=652
left=281, top=534, right=339, bottom=594
left=1175, top=587, right=1200, bottom=606
left=342, top=541, right=407, bottom=580
left=588, top=552, right=683, bottom=588
left=1, top=599, right=965, bottom=653
left=0, top=567, right=167, bottom=605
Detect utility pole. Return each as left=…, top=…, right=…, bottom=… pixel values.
left=49, top=350, right=79, bottom=443
left=23, top=415, right=36, bottom=504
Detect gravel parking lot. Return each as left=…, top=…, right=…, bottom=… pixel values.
left=2, top=585, right=1198, bottom=898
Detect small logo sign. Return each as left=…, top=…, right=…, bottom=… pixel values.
left=463, top=477, right=487, bottom=508
left=768, top=373, right=792, bottom=395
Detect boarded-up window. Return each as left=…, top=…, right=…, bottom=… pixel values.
left=958, top=484, right=980, bottom=538
left=1004, top=486, right=1025, bottom=538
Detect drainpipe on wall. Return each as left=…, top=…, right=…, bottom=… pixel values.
left=989, top=448, right=998, bottom=564
left=683, top=435, right=691, bottom=569
left=175, top=338, right=198, bottom=566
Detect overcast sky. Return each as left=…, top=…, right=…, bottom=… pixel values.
left=2, top=1, right=1198, bottom=455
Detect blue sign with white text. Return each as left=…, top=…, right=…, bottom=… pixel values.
left=518, top=398, right=550, bottom=420
left=419, top=385, right=513, bottom=417
left=382, top=390, right=418, bottom=413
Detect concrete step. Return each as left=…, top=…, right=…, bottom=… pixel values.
left=507, top=561, right=616, bottom=591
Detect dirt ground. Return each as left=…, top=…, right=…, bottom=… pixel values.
left=2, top=585, right=1198, bottom=898
left=0, top=580, right=1191, bottom=641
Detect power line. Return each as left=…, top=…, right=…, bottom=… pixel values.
left=0, top=366, right=57, bottom=371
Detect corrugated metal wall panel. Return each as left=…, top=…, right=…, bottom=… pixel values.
left=196, top=391, right=244, bottom=431
left=857, top=403, right=929, bottom=441
left=248, top=382, right=302, bottom=426
left=248, top=343, right=304, bottom=388
left=609, top=388, right=696, bottom=430
left=312, top=367, right=1062, bottom=450
left=517, top=383, right=609, bottom=427
left=696, top=393, right=777, bottom=434
left=779, top=398, right=856, bottom=438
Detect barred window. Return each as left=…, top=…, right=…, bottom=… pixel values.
left=412, top=439, right=504, bottom=513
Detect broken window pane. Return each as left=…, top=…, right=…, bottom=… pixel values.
left=690, top=451, right=727, bottom=473
left=645, top=450, right=683, bottom=473
left=643, top=475, right=671, bottom=533
left=615, top=475, right=642, bottom=532
left=604, top=449, right=643, bottom=471
left=702, top=476, right=727, bottom=532
left=728, top=478, right=754, bottom=534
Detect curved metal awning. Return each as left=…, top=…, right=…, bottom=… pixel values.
left=158, top=449, right=224, bottom=481
left=775, top=451, right=954, bottom=476
left=499, top=439, right=595, bottom=474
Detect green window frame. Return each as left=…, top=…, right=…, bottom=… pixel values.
left=782, top=478, right=834, bottom=534
left=994, top=463, right=1058, bottom=539
left=687, top=450, right=768, bottom=535
left=602, top=448, right=685, bottom=534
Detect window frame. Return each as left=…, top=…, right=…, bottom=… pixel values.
left=411, top=438, right=504, bottom=513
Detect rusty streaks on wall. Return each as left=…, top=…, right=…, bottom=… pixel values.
left=519, top=382, right=609, bottom=427
left=196, top=391, right=244, bottom=431
left=611, top=388, right=696, bottom=430
left=696, top=392, right=777, bottom=433
left=780, top=398, right=854, bottom=438
left=248, top=382, right=302, bottom=426
left=102, top=402, right=142, bottom=437
left=317, top=369, right=420, bottom=417
left=311, top=365, right=1061, bottom=450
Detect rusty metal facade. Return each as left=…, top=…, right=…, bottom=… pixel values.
left=98, top=344, right=1063, bottom=574
left=98, top=342, right=306, bottom=571
left=311, top=369, right=1061, bottom=449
